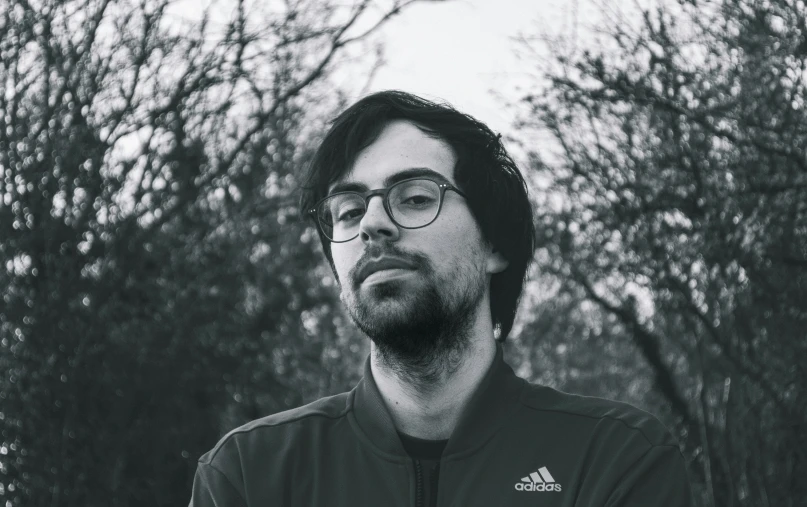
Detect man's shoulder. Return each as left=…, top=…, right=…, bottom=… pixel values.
left=199, top=390, right=351, bottom=467
left=517, top=380, right=677, bottom=447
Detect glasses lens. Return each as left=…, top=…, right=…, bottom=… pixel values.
left=317, top=193, right=365, bottom=241
left=389, top=179, right=441, bottom=227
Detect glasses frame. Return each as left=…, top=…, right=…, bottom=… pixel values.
left=309, top=177, right=467, bottom=243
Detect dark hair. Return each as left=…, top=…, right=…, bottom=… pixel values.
left=299, top=90, right=535, bottom=342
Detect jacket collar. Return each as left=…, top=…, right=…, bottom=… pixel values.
left=351, top=343, right=525, bottom=458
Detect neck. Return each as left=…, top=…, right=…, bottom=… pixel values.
left=370, top=329, right=497, bottom=440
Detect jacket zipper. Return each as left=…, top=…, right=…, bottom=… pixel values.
left=430, top=463, right=440, bottom=505
left=414, top=459, right=423, bottom=507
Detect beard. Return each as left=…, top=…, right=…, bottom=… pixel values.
left=340, top=244, right=487, bottom=394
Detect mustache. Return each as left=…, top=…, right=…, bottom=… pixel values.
left=349, top=244, right=428, bottom=286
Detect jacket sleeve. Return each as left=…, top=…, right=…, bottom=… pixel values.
left=189, top=461, right=248, bottom=507
left=605, top=444, right=695, bottom=507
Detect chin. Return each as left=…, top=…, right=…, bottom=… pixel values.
left=361, top=278, right=409, bottom=298
left=351, top=284, right=441, bottom=338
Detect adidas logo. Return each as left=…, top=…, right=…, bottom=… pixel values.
left=514, top=467, right=562, bottom=492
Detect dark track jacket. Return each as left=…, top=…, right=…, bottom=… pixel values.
left=190, top=345, right=694, bottom=506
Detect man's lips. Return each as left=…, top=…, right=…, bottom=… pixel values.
left=357, top=257, right=416, bottom=283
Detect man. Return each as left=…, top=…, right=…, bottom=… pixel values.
left=190, top=91, right=694, bottom=506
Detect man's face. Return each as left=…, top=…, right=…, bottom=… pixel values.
left=328, top=120, right=507, bottom=372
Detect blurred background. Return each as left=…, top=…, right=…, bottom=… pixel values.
left=1, top=0, right=805, bottom=505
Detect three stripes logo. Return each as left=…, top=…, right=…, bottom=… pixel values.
left=514, top=466, right=562, bottom=492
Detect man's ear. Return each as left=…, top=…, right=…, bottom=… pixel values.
left=486, top=248, right=509, bottom=275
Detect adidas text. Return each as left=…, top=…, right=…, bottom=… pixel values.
left=515, top=467, right=562, bottom=492
left=514, top=482, right=562, bottom=492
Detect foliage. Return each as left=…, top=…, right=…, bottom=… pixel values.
left=0, top=0, right=421, bottom=504
left=514, top=0, right=807, bottom=505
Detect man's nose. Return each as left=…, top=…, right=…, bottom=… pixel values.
left=359, top=196, right=400, bottom=242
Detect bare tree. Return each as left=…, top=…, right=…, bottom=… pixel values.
left=0, top=0, right=430, bottom=505
left=512, top=0, right=807, bottom=505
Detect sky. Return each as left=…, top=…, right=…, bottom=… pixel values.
left=167, top=0, right=616, bottom=148
left=366, top=0, right=581, bottom=136
left=362, top=0, right=660, bottom=132
left=165, top=0, right=630, bottom=170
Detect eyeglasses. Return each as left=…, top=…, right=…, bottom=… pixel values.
left=309, top=177, right=467, bottom=243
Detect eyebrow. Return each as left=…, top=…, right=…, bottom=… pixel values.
left=328, top=167, right=451, bottom=195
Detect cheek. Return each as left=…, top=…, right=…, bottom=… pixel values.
left=442, top=210, right=485, bottom=247
left=331, top=245, right=357, bottom=283
left=427, top=221, right=485, bottom=270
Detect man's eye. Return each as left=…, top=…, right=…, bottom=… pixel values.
left=401, top=194, right=435, bottom=206
left=337, top=207, right=364, bottom=222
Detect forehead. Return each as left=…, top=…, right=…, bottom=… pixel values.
left=328, top=120, right=457, bottom=193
